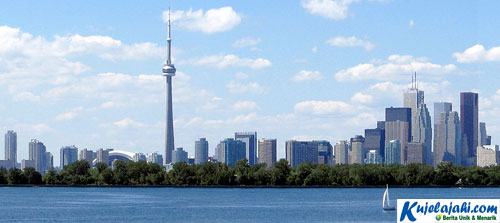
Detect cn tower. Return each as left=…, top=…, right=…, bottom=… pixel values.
left=163, top=10, right=176, bottom=165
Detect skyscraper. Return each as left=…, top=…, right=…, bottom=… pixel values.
left=235, top=132, right=257, bottom=165
left=195, top=138, right=209, bottom=164
left=147, top=152, right=163, bottom=166
left=4, top=130, right=17, bottom=163
left=79, top=148, right=94, bottom=166
left=385, top=140, right=401, bottom=165
left=460, top=92, right=478, bottom=166
left=172, top=147, right=188, bottom=164
left=434, top=102, right=452, bottom=124
left=385, top=120, right=409, bottom=164
left=478, top=122, right=489, bottom=146
left=217, top=138, right=246, bottom=167
left=133, top=153, right=147, bottom=162
left=403, top=74, right=424, bottom=128
left=412, top=104, right=432, bottom=164
left=97, top=148, right=110, bottom=165
left=385, top=107, right=411, bottom=164
left=364, top=127, right=385, bottom=158
left=317, top=140, right=333, bottom=165
left=29, top=139, right=47, bottom=173
left=433, top=111, right=462, bottom=166
left=334, top=140, right=349, bottom=165
left=163, top=10, right=176, bottom=165
left=60, top=145, right=78, bottom=168
left=286, top=140, right=319, bottom=167
left=258, top=138, right=277, bottom=167
left=349, top=135, right=364, bottom=164
left=407, top=142, right=426, bottom=164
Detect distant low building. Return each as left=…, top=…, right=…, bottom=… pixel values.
left=477, top=145, right=500, bottom=167
left=365, top=150, right=382, bottom=164
left=286, top=140, right=319, bottom=167
left=0, top=160, right=15, bottom=170
left=172, top=148, right=188, bottom=164
left=21, top=159, right=35, bottom=169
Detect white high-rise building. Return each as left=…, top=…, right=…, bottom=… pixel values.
left=4, top=130, right=17, bottom=163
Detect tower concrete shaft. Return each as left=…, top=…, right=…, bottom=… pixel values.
left=163, top=9, right=176, bottom=165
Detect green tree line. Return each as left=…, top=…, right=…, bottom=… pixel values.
left=1, top=159, right=500, bottom=186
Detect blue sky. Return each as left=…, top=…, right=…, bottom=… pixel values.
left=1, top=0, right=500, bottom=165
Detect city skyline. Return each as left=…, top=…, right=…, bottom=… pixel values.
left=1, top=1, right=500, bottom=166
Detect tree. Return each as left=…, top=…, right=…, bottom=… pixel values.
left=24, top=167, right=43, bottom=184
left=0, top=168, right=7, bottom=184
left=288, top=162, right=314, bottom=186
left=235, top=159, right=252, bottom=185
left=43, top=168, right=58, bottom=185
left=113, top=160, right=130, bottom=185
left=7, top=168, right=27, bottom=184
left=271, top=159, right=291, bottom=185
left=433, top=162, right=462, bottom=185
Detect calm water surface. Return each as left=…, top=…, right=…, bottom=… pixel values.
left=0, top=187, right=499, bottom=222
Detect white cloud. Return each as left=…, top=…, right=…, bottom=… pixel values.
left=312, top=46, right=318, bottom=53
left=348, top=113, right=377, bottom=126
left=335, top=54, right=457, bottom=82
left=55, top=112, right=77, bottom=121
left=453, top=44, right=500, bottom=63
left=233, top=101, right=260, bottom=111
left=188, top=54, right=272, bottom=69
left=235, top=72, right=249, bottom=80
left=326, top=36, right=374, bottom=51
left=113, top=118, right=145, bottom=128
left=165, top=7, right=241, bottom=34
left=294, top=100, right=352, bottom=115
left=233, top=37, right=261, bottom=48
left=409, top=19, right=415, bottom=28
left=350, top=92, right=373, bottom=104
left=226, top=80, right=267, bottom=94
left=291, top=70, right=323, bottom=82
left=301, top=0, right=359, bottom=20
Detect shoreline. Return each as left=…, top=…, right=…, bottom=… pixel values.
left=0, top=185, right=498, bottom=188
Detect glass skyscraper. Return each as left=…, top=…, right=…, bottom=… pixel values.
left=235, top=132, right=257, bottom=165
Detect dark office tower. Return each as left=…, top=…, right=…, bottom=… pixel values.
left=286, top=140, right=318, bottom=167
left=385, top=107, right=411, bottom=164
left=364, top=127, right=385, bottom=158
left=195, top=138, right=209, bottom=164
left=235, top=132, right=257, bottom=165
left=4, top=130, right=17, bottom=163
left=385, top=107, right=412, bottom=124
left=317, top=140, right=333, bottom=165
left=377, top=121, right=386, bottom=130
left=460, top=92, right=478, bottom=166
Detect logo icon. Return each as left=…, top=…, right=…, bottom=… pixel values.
left=436, top=214, right=442, bottom=221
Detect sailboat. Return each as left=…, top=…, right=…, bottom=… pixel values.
left=382, top=184, right=396, bottom=211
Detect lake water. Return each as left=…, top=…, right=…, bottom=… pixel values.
left=0, top=187, right=499, bottom=222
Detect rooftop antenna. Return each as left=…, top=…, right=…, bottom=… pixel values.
left=415, top=72, right=418, bottom=89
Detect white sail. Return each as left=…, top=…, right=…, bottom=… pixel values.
left=383, top=184, right=391, bottom=208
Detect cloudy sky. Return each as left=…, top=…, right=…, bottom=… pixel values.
left=1, top=0, right=500, bottom=165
